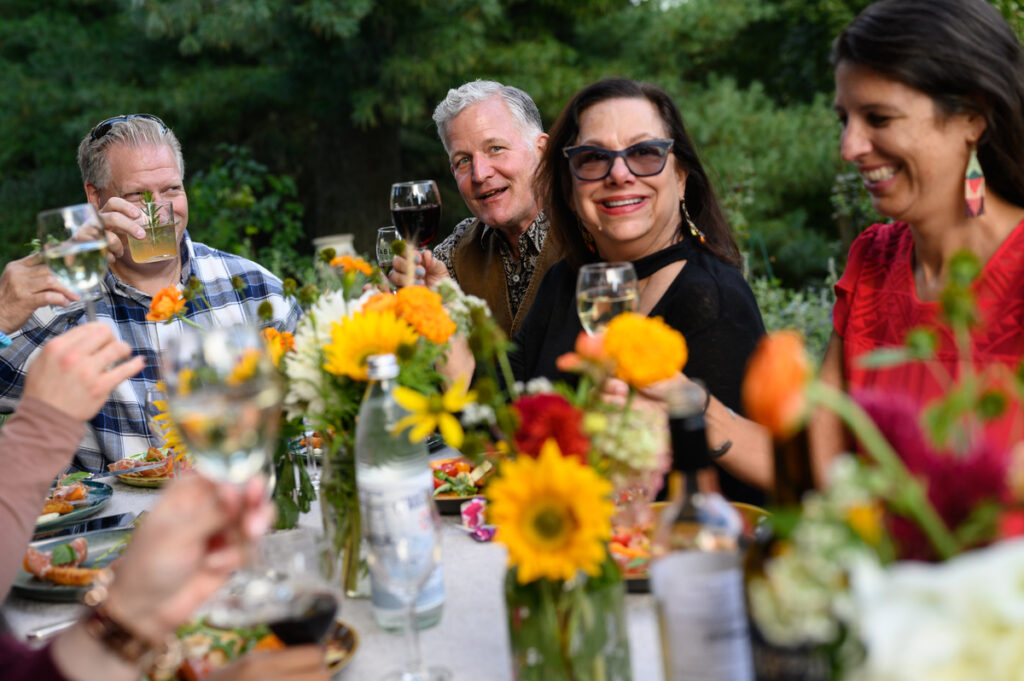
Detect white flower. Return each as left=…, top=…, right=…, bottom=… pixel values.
left=282, top=289, right=371, bottom=420
left=436, top=278, right=491, bottom=332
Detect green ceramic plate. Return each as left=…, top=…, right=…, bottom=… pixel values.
left=34, top=480, right=113, bottom=533
left=11, top=527, right=132, bottom=602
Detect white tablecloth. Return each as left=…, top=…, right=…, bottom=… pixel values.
left=2, top=480, right=665, bottom=680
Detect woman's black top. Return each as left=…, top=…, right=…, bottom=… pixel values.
left=509, top=238, right=767, bottom=504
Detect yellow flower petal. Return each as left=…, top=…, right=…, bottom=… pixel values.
left=437, top=413, right=464, bottom=449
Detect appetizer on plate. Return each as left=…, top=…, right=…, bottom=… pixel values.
left=37, top=474, right=90, bottom=524
left=431, top=457, right=492, bottom=497
left=22, top=537, right=99, bottom=587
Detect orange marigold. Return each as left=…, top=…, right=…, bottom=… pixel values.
left=147, top=287, right=186, bottom=322
left=603, top=313, right=687, bottom=389
left=329, top=254, right=373, bottom=276
left=394, top=286, right=456, bottom=343
left=741, top=330, right=811, bottom=439
left=261, top=328, right=295, bottom=368
left=361, top=292, right=399, bottom=315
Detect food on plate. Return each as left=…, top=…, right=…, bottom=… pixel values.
left=109, top=446, right=191, bottom=479
left=430, top=457, right=492, bottom=497
left=298, top=432, right=324, bottom=450
left=41, top=500, right=74, bottom=516
left=50, top=478, right=88, bottom=502
left=22, top=537, right=99, bottom=587
left=609, top=523, right=652, bottom=580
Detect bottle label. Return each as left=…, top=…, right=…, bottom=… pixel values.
left=650, top=551, right=753, bottom=681
left=359, top=470, right=445, bottom=617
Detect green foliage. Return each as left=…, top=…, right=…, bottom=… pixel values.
left=187, top=145, right=307, bottom=279
left=750, top=270, right=836, bottom=364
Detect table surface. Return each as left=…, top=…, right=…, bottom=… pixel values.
left=2, top=479, right=666, bottom=681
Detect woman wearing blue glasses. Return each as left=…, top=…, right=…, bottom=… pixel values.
left=512, top=78, right=770, bottom=499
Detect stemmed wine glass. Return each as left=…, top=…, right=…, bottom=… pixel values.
left=161, top=324, right=282, bottom=485
left=377, top=225, right=401, bottom=284
left=36, top=203, right=109, bottom=321
left=575, top=262, right=640, bottom=335
left=161, top=324, right=283, bottom=625
left=364, top=489, right=451, bottom=681
left=390, top=181, right=441, bottom=248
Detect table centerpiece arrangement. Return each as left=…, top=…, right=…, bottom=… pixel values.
left=394, top=293, right=688, bottom=681
left=742, top=251, right=1024, bottom=681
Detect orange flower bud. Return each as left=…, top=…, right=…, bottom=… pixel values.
left=146, top=287, right=186, bottom=322
left=742, top=330, right=812, bottom=439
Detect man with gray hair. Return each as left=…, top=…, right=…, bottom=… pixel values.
left=0, top=113, right=301, bottom=472
left=394, top=80, right=560, bottom=336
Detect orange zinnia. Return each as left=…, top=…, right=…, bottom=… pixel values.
left=603, top=313, right=687, bottom=389
left=261, top=328, right=295, bottom=368
left=361, top=292, right=399, bottom=315
left=741, top=330, right=812, bottom=439
left=147, top=287, right=186, bottom=322
left=329, top=254, right=373, bottom=276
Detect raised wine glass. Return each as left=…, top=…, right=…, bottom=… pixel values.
left=161, top=324, right=282, bottom=485
left=364, top=489, right=451, bottom=681
left=389, top=181, right=441, bottom=248
left=376, top=225, right=401, bottom=281
left=36, top=203, right=109, bottom=321
left=575, top=261, right=639, bottom=335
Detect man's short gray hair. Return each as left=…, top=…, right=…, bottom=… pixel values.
left=433, top=80, right=543, bottom=155
left=77, top=115, right=185, bottom=190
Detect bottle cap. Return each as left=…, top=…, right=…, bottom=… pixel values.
left=366, top=354, right=399, bottom=380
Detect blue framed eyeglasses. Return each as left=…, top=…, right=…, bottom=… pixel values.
left=562, top=138, right=674, bottom=181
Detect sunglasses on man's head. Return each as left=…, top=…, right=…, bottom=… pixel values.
left=562, top=138, right=674, bottom=182
left=89, top=114, right=168, bottom=142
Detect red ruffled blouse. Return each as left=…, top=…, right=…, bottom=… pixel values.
left=834, top=220, right=1024, bottom=450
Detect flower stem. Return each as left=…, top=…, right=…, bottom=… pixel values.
left=807, top=380, right=959, bottom=560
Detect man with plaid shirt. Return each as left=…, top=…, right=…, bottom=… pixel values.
left=0, top=114, right=301, bottom=472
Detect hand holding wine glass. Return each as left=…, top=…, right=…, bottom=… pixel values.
left=36, top=203, right=110, bottom=321
left=576, top=262, right=639, bottom=335
left=364, top=489, right=451, bottom=681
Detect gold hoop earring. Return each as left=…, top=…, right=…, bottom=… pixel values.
left=681, top=200, right=706, bottom=244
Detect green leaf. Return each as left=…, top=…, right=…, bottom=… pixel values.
left=977, top=389, right=1008, bottom=421
left=60, top=471, right=90, bottom=485
left=51, top=543, right=76, bottom=566
left=855, top=347, right=918, bottom=370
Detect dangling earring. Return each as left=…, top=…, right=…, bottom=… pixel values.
left=681, top=200, right=706, bottom=244
left=577, top=217, right=596, bottom=253
left=965, top=144, right=985, bottom=218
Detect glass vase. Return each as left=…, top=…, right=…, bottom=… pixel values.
left=319, top=433, right=369, bottom=597
left=505, top=555, right=632, bottom=681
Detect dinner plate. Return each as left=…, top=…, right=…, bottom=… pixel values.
left=619, top=501, right=769, bottom=594
left=11, top=527, right=132, bottom=602
left=35, top=480, right=113, bottom=534
left=433, top=493, right=478, bottom=515
left=114, top=450, right=174, bottom=487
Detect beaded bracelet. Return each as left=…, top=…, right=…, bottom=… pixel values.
left=701, top=389, right=733, bottom=459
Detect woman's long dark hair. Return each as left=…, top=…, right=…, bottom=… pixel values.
left=833, top=0, right=1024, bottom=209
left=536, top=78, right=741, bottom=271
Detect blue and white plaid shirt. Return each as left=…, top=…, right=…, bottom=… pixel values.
left=0, top=232, right=302, bottom=472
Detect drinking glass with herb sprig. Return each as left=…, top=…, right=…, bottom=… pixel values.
left=129, top=190, right=177, bottom=263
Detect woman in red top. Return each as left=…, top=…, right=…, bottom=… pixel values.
left=816, top=0, right=1024, bottom=470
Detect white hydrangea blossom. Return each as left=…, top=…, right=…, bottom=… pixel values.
left=436, top=278, right=492, bottom=333
left=460, top=402, right=497, bottom=427
left=585, top=408, right=666, bottom=476
left=282, top=289, right=372, bottom=421
left=513, top=377, right=556, bottom=395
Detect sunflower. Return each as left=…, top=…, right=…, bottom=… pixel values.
left=261, top=328, right=295, bottom=368
left=147, top=286, right=186, bottom=322
left=329, top=254, right=373, bottom=276
left=322, top=310, right=419, bottom=380
left=488, top=440, right=614, bottom=583
left=603, top=313, right=687, bottom=389
left=393, top=286, right=456, bottom=343
left=392, top=376, right=476, bottom=449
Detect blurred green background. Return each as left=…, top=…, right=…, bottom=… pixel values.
left=4, top=0, right=1021, bottom=358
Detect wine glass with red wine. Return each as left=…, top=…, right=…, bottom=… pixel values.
left=390, top=180, right=441, bottom=248
left=259, top=529, right=342, bottom=645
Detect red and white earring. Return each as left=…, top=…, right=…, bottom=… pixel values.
left=965, top=144, right=985, bottom=218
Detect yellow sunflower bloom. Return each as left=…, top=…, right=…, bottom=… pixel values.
left=329, top=254, right=374, bottom=276
left=603, top=313, right=687, bottom=389
left=323, top=310, right=419, bottom=380
left=392, top=376, right=477, bottom=449
left=488, top=440, right=615, bottom=584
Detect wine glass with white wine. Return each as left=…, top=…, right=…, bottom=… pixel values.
left=36, top=203, right=109, bottom=321
left=575, top=262, right=639, bottom=335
